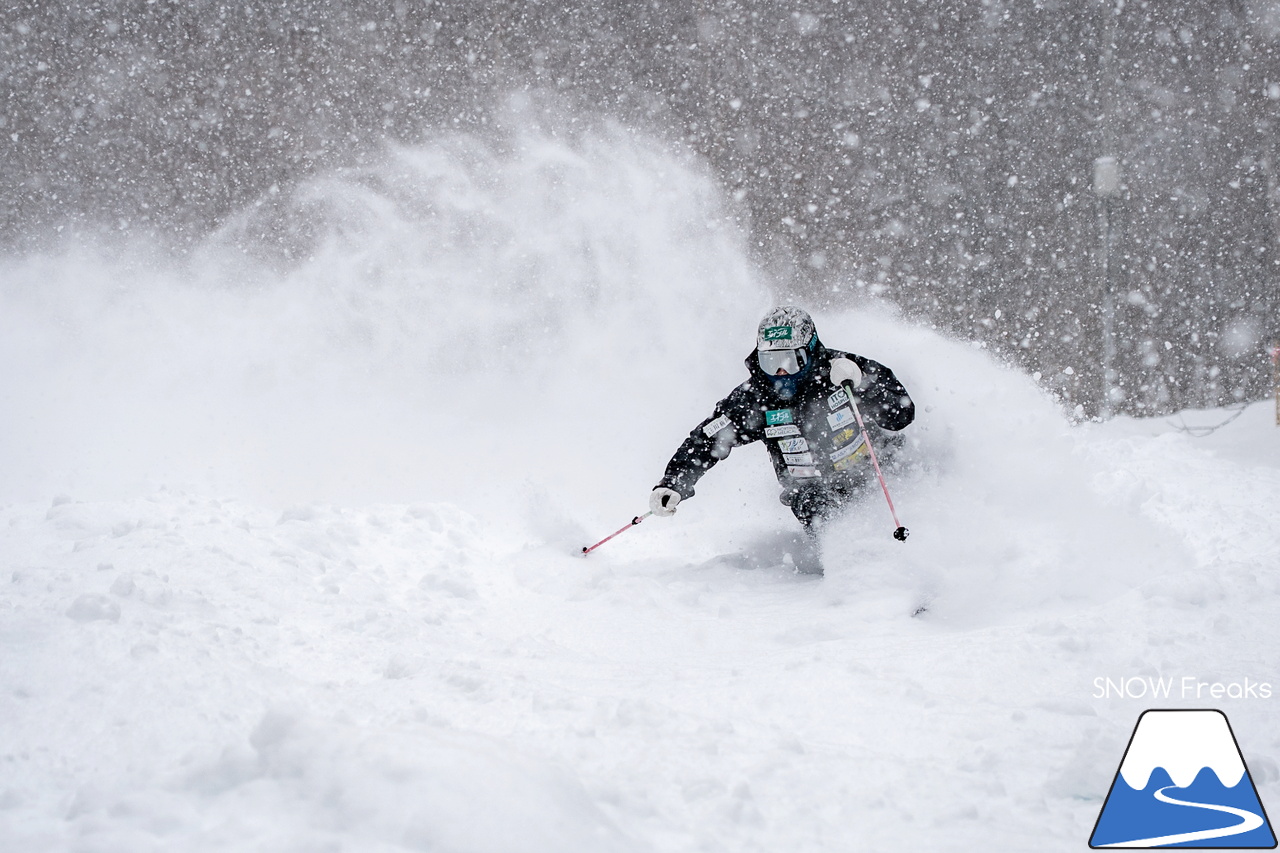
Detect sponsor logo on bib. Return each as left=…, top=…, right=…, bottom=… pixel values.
left=766, top=408, right=794, bottom=426
left=833, top=447, right=868, bottom=471
left=777, top=436, right=808, bottom=453
left=702, top=414, right=732, bottom=437
left=830, top=433, right=867, bottom=464
left=829, top=435, right=870, bottom=468
left=831, top=427, right=858, bottom=447
left=783, top=452, right=815, bottom=466
left=827, top=408, right=856, bottom=431
left=765, top=424, right=801, bottom=438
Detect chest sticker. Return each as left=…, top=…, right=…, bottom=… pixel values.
left=827, top=407, right=856, bottom=431
left=830, top=427, right=858, bottom=447
left=833, top=445, right=869, bottom=471
left=765, top=408, right=794, bottom=426
left=827, top=388, right=851, bottom=410
left=787, top=465, right=821, bottom=479
left=776, top=436, right=808, bottom=453
left=783, top=451, right=815, bottom=466
left=702, top=414, right=732, bottom=437
left=830, top=433, right=867, bottom=464
left=765, top=424, right=801, bottom=438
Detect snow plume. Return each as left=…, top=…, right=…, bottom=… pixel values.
left=777, top=309, right=1191, bottom=626
left=0, top=121, right=765, bottom=507
left=0, top=115, right=1188, bottom=615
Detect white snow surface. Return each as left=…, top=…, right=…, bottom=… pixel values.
left=1118, top=710, right=1245, bottom=790
left=2, top=130, right=1279, bottom=851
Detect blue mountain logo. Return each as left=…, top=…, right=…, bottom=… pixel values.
left=1090, top=709, right=1277, bottom=848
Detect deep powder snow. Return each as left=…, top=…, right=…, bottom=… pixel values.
left=2, top=130, right=1278, bottom=852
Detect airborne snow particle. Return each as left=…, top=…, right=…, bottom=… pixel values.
left=1220, top=318, right=1260, bottom=358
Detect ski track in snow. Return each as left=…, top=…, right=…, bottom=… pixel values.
left=2, top=134, right=1280, bottom=852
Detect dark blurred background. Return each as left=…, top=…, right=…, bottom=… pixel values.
left=3, top=0, right=1279, bottom=416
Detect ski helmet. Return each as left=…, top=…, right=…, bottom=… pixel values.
left=756, top=306, right=817, bottom=377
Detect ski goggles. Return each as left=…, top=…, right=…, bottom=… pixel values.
left=758, top=346, right=809, bottom=376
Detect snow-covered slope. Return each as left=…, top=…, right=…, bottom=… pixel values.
left=2, top=129, right=1279, bottom=852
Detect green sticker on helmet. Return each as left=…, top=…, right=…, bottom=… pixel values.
left=762, top=326, right=793, bottom=342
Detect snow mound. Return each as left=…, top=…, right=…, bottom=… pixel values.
left=68, top=709, right=637, bottom=853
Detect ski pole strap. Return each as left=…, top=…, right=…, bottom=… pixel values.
left=844, top=381, right=909, bottom=542
left=581, top=511, right=653, bottom=556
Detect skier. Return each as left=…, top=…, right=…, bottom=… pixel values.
left=649, top=306, right=914, bottom=573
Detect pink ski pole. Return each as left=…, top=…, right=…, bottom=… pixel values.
left=842, top=381, right=909, bottom=542
left=581, top=511, right=653, bottom=556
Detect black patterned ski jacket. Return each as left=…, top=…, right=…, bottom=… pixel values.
left=657, top=343, right=914, bottom=500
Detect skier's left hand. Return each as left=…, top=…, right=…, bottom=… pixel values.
left=649, top=487, right=682, bottom=517
left=829, top=357, right=863, bottom=389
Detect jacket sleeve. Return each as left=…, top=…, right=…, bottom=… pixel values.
left=656, top=383, right=763, bottom=499
left=851, top=355, right=915, bottom=431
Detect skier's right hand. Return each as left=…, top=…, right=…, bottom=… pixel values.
left=830, top=356, right=863, bottom=389
left=649, top=487, right=682, bottom=517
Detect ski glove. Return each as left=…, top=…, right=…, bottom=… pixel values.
left=829, top=357, right=863, bottom=389
left=649, top=487, right=682, bottom=517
